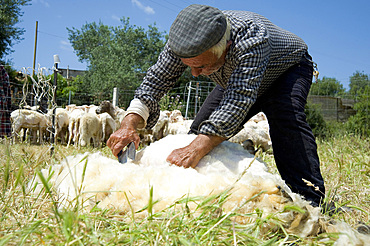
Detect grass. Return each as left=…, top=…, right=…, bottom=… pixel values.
left=0, top=135, right=369, bottom=245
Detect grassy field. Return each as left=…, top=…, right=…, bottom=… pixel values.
left=0, top=134, right=369, bottom=245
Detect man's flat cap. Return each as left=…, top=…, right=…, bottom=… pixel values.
left=169, top=4, right=227, bottom=58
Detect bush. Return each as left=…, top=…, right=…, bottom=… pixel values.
left=345, top=85, right=369, bottom=136
left=304, top=103, right=328, bottom=138
left=159, top=94, right=184, bottom=112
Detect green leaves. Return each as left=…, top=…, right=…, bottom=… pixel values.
left=0, top=0, right=31, bottom=61
left=67, top=18, right=166, bottom=96
left=310, top=76, right=345, bottom=96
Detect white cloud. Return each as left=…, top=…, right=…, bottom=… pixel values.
left=112, top=15, right=121, bottom=22
left=33, top=0, right=50, bottom=8
left=60, top=40, right=73, bottom=51
left=131, top=0, right=155, bottom=15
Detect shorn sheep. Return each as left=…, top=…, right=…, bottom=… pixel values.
left=78, top=113, right=102, bottom=148
left=66, top=105, right=85, bottom=147
left=11, top=109, right=51, bottom=144
left=47, top=108, right=69, bottom=145
left=229, top=112, right=272, bottom=153
left=97, top=112, right=117, bottom=143
left=30, top=134, right=369, bottom=244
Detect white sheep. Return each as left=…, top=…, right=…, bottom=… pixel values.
left=86, top=104, right=98, bottom=114
left=162, top=110, right=193, bottom=136
left=97, top=112, right=117, bottom=143
left=96, top=100, right=126, bottom=124
left=66, top=106, right=85, bottom=147
left=30, top=134, right=370, bottom=244
left=23, top=105, right=40, bottom=111
left=229, top=113, right=272, bottom=153
left=47, top=108, right=70, bottom=145
left=169, top=109, right=184, bottom=123
left=136, top=110, right=171, bottom=146
left=151, top=110, right=170, bottom=141
left=250, top=112, right=267, bottom=123
left=165, top=119, right=193, bottom=135
left=11, top=109, right=50, bottom=144
left=78, top=112, right=102, bottom=148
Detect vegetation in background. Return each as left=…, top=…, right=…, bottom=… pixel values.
left=159, top=94, right=184, bottom=112
left=310, top=76, right=345, bottom=96
left=345, top=85, right=369, bottom=136
left=343, top=71, right=369, bottom=136
left=348, top=71, right=369, bottom=97
left=67, top=18, right=166, bottom=95
left=0, top=0, right=31, bottom=64
left=304, top=102, right=328, bottom=138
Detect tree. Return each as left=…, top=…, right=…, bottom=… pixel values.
left=349, top=71, right=369, bottom=97
left=67, top=18, right=166, bottom=95
left=345, top=84, right=369, bottom=136
left=0, top=0, right=31, bottom=62
left=309, top=76, right=345, bottom=96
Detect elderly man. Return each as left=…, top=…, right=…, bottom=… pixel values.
left=108, top=4, right=325, bottom=207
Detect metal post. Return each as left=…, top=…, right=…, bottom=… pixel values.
left=32, top=21, right=38, bottom=77
left=194, top=82, right=199, bottom=115
left=113, top=87, right=119, bottom=108
left=51, top=63, right=57, bottom=144
left=51, top=55, right=60, bottom=156
left=68, top=90, right=72, bottom=105
left=185, top=81, right=192, bottom=119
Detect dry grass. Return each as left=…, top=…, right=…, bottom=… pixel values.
left=0, top=135, right=368, bottom=245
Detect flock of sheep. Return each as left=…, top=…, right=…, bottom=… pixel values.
left=10, top=100, right=272, bottom=153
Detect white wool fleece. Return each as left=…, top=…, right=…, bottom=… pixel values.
left=30, top=135, right=370, bottom=242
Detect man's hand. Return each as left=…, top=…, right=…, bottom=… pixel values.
left=166, top=134, right=225, bottom=168
left=107, top=113, right=143, bottom=157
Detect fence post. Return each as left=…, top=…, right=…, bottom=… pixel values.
left=185, top=81, right=192, bottom=119
left=194, top=82, right=199, bottom=115
left=113, top=87, right=119, bottom=107
left=68, top=90, right=72, bottom=105
left=336, top=97, right=339, bottom=122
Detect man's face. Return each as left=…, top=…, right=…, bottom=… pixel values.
left=180, top=49, right=225, bottom=77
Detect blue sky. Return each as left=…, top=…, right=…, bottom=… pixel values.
left=8, top=0, right=370, bottom=89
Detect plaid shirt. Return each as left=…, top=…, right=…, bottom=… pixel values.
left=0, top=65, right=12, bottom=137
left=135, top=10, right=308, bottom=138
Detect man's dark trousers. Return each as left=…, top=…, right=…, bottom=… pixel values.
left=189, top=55, right=325, bottom=206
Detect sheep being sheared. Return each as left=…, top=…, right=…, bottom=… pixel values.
left=30, top=134, right=370, bottom=243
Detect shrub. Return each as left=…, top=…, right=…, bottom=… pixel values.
left=345, top=85, right=369, bottom=136
left=159, top=94, right=184, bottom=112
left=304, top=102, right=328, bottom=138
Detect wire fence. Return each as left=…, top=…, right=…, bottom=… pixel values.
left=5, top=80, right=365, bottom=121
left=1, top=67, right=368, bottom=140
left=307, top=95, right=357, bottom=122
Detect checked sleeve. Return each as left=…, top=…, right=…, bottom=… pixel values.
left=134, top=43, right=187, bottom=128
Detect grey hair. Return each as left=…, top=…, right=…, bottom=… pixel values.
left=209, top=17, right=231, bottom=58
